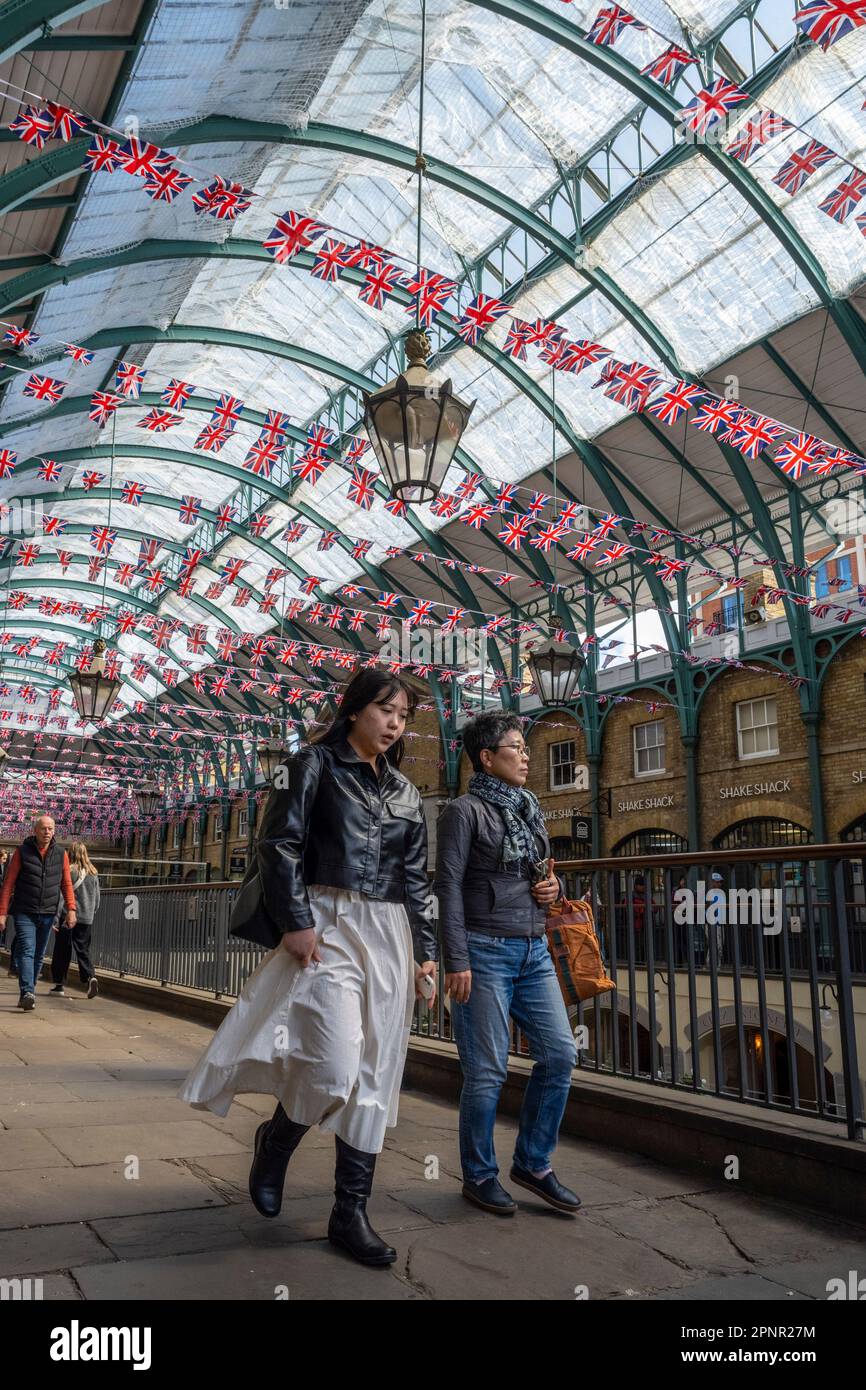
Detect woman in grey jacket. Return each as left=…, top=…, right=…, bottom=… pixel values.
left=50, top=842, right=100, bottom=998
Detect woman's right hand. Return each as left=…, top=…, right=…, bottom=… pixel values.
left=280, top=928, right=321, bottom=967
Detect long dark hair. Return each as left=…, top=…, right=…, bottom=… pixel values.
left=311, top=668, right=417, bottom=767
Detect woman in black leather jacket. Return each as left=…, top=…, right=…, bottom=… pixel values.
left=180, top=669, right=438, bottom=1268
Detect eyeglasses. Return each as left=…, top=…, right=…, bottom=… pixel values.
left=492, top=743, right=530, bottom=758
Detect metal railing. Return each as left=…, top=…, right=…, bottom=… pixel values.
left=85, top=844, right=866, bottom=1141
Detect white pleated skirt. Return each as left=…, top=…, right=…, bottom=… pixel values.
left=178, top=886, right=416, bottom=1153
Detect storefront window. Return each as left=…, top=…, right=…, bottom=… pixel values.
left=736, top=697, right=779, bottom=759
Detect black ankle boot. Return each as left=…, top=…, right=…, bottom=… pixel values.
left=328, top=1136, right=396, bottom=1267
left=248, top=1104, right=309, bottom=1218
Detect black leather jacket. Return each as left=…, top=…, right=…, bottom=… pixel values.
left=256, top=738, right=438, bottom=963
left=434, top=793, right=556, bottom=972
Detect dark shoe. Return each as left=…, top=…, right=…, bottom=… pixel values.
left=50, top=984, right=66, bottom=996
left=461, top=1176, right=517, bottom=1215
left=509, top=1164, right=581, bottom=1214
left=20, top=993, right=35, bottom=1012
left=248, top=1105, right=309, bottom=1218
left=87, top=978, right=99, bottom=999
left=328, top=1136, right=396, bottom=1266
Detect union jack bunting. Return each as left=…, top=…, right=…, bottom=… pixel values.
left=89, top=391, right=122, bottom=425
left=343, top=436, right=370, bottom=466
left=818, top=167, right=866, bottom=222
left=38, top=459, right=62, bottom=481
left=258, top=409, right=290, bottom=446
left=453, top=293, right=510, bottom=345
left=647, top=381, right=706, bottom=424
left=80, top=470, right=104, bottom=490
left=64, top=343, right=95, bottom=364
left=602, top=361, right=662, bottom=411
left=215, top=505, right=236, bottom=532
left=530, top=521, right=570, bottom=552
left=430, top=492, right=459, bottom=518
left=46, top=103, right=89, bottom=142
left=115, top=361, right=146, bottom=398
left=342, top=241, right=387, bottom=270
left=117, top=138, right=173, bottom=179
left=193, top=422, right=230, bottom=452
left=503, top=320, right=533, bottom=360
left=3, top=326, right=39, bottom=348
left=404, top=269, right=457, bottom=325
left=114, top=564, right=135, bottom=586
left=121, top=480, right=145, bottom=506
left=809, top=447, right=855, bottom=474
left=691, top=396, right=742, bottom=434
left=0, top=448, right=16, bottom=478
left=455, top=472, right=482, bottom=502
left=677, top=79, right=750, bottom=136
left=567, top=534, right=599, bottom=560
left=23, top=374, right=66, bottom=402
left=191, top=177, right=253, bottom=220
left=556, top=339, right=612, bottom=375
left=178, top=496, right=201, bottom=524
left=461, top=503, right=494, bottom=529
left=42, top=515, right=67, bottom=535
left=348, top=466, right=377, bottom=509
left=725, top=111, right=793, bottom=163
left=586, top=5, right=646, bottom=45
left=640, top=45, right=697, bottom=87
left=358, top=262, right=406, bottom=310
left=441, top=607, right=466, bottom=634
left=282, top=521, right=308, bottom=542
left=309, top=237, right=349, bottom=283
left=656, top=556, right=689, bottom=582
left=597, top=542, right=634, bottom=566
left=494, top=483, right=518, bottom=511
left=795, top=0, right=866, bottom=50
left=143, top=164, right=194, bottom=204
left=408, top=599, right=434, bottom=627
left=527, top=491, right=550, bottom=516
left=89, top=525, right=117, bottom=554
left=137, top=408, right=184, bottom=432
left=8, top=106, right=54, bottom=149
left=83, top=135, right=124, bottom=173
left=242, top=438, right=280, bottom=477
left=772, top=139, right=834, bottom=195
left=16, top=543, right=40, bottom=567
left=593, top=512, right=623, bottom=538
left=317, top=531, right=339, bottom=551
left=162, top=379, right=195, bottom=410
left=728, top=413, right=785, bottom=458
left=292, top=452, right=330, bottom=484
left=263, top=211, right=328, bottom=263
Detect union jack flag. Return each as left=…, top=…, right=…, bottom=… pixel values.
left=84, top=135, right=124, bottom=172
left=404, top=269, right=457, bottom=325
left=191, top=176, right=253, bottom=220
left=586, top=5, right=646, bottom=45
left=567, top=534, right=600, bottom=561
left=640, top=45, right=697, bottom=87
left=64, top=343, right=94, bottom=364
left=45, top=102, right=89, bottom=142
left=23, top=374, right=66, bottom=403
left=121, top=480, right=145, bottom=506
left=89, top=525, right=117, bottom=554
left=597, top=542, right=633, bottom=566
left=795, top=0, right=866, bottom=51
left=178, top=496, right=201, bottom=524
left=137, top=408, right=184, bottom=432
left=504, top=320, right=533, bottom=360
left=283, top=521, right=308, bottom=542
left=725, top=110, right=793, bottom=162
left=292, top=452, right=330, bottom=484
left=137, top=538, right=160, bottom=571
left=80, top=470, right=105, bottom=490
left=16, top=542, right=40, bottom=566
left=358, top=262, right=405, bottom=310
left=677, top=79, right=750, bottom=136
left=455, top=472, right=482, bottom=502
left=3, top=326, right=38, bottom=348
left=343, top=436, right=370, bottom=466
left=115, top=361, right=146, bottom=398
left=180, top=544, right=203, bottom=574
left=526, top=491, right=550, bottom=516
left=317, top=531, right=339, bottom=552
left=408, top=598, right=434, bottom=627
left=728, top=413, right=785, bottom=458
left=8, top=106, right=54, bottom=149
left=656, top=556, right=689, bottom=583
left=0, top=448, right=16, bottom=478
left=647, top=380, right=706, bottom=424
left=691, top=396, right=742, bottom=434
left=207, top=393, right=243, bottom=432
left=348, top=466, right=377, bottom=509
left=89, top=391, right=122, bottom=425
left=602, top=361, right=662, bottom=411
left=263, top=211, right=327, bottom=263
left=454, top=293, right=510, bottom=345
left=162, top=378, right=195, bottom=410
left=193, top=423, right=230, bottom=452
left=215, top=504, right=236, bottom=532
left=818, top=167, right=866, bottom=222
left=343, top=241, right=387, bottom=270
left=118, top=138, right=173, bottom=178
left=593, top=512, right=622, bottom=539
left=428, top=493, right=458, bottom=519
left=530, top=521, right=570, bottom=552
left=773, top=139, right=834, bottom=195
left=243, top=438, right=280, bottom=477
left=143, top=164, right=194, bottom=204
left=498, top=514, right=532, bottom=550
left=42, top=514, right=66, bottom=535
left=38, top=458, right=62, bottom=481
left=461, top=503, right=494, bottom=529
left=441, top=607, right=466, bottom=634
left=114, top=564, right=135, bottom=586
left=258, top=409, right=290, bottom=446
left=309, top=237, right=349, bottom=283
left=376, top=591, right=400, bottom=610
left=494, top=483, right=518, bottom=511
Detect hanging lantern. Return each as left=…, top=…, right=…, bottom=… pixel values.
left=67, top=638, right=121, bottom=722
left=134, top=778, right=163, bottom=819
left=363, top=329, right=476, bottom=502
left=257, top=726, right=288, bottom=783
left=528, top=634, right=585, bottom=707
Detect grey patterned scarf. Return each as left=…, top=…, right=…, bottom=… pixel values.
left=469, top=772, right=546, bottom=866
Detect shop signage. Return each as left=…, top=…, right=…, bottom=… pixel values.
left=719, top=778, right=791, bottom=799
left=617, top=794, right=674, bottom=812
left=572, top=816, right=591, bottom=843
left=852, top=771, right=866, bottom=784
left=542, top=805, right=579, bottom=823
left=229, top=853, right=246, bottom=874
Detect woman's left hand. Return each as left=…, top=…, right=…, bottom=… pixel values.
left=415, top=960, right=437, bottom=1009
left=531, top=857, right=561, bottom=908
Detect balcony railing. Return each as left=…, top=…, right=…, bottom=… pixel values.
left=79, top=843, right=865, bottom=1141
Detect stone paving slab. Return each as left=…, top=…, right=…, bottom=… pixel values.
left=0, top=1128, right=73, bottom=1170
left=0, top=1096, right=229, bottom=1131
left=679, top=1192, right=866, bottom=1267
left=0, top=1159, right=228, bottom=1228
left=39, top=1120, right=248, bottom=1165
left=655, top=1274, right=813, bottom=1301
left=0, top=1222, right=115, bottom=1278
left=756, top=1256, right=866, bottom=1300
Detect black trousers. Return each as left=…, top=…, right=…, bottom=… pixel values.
left=51, top=923, right=95, bottom=985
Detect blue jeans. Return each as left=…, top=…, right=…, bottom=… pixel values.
left=451, top=932, right=577, bottom=1184
left=14, top=913, right=55, bottom=996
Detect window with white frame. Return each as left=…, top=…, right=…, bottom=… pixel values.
left=214, top=814, right=223, bottom=842
left=192, top=818, right=200, bottom=846
left=634, top=720, right=665, bottom=776
left=172, top=822, right=181, bottom=849
left=238, top=807, right=249, bottom=838
left=549, top=740, right=576, bottom=791
left=736, top=697, right=779, bottom=760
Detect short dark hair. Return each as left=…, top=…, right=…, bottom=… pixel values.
left=462, top=711, right=524, bottom=773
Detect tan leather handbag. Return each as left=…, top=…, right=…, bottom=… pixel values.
left=545, top=894, right=616, bottom=1005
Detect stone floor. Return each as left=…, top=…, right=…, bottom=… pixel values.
left=2, top=973, right=866, bottom=1302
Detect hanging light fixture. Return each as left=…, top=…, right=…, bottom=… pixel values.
left=527, top=628, right=585, bottom=707
left=67, top=639, right=122, bottom=722
left=133, top=776, right=163, bottom=819
left=363, top=329, right=475, bottom=503
left=257, top=724, right=288, bottom=783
